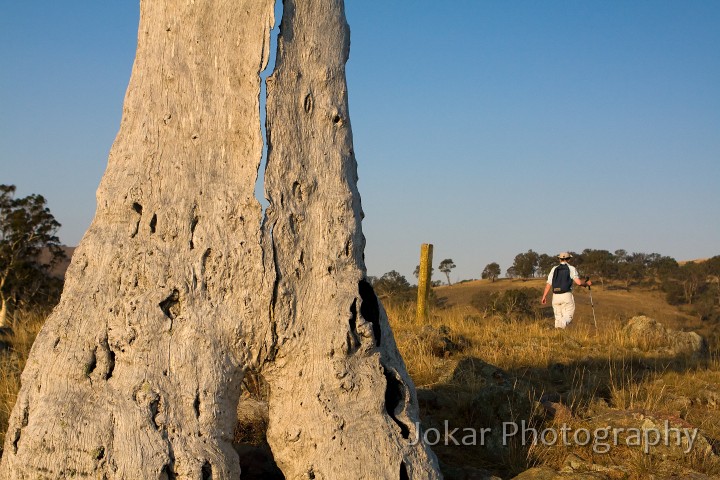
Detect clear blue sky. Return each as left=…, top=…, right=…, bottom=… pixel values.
left=2, top=1, right=719, bottom=282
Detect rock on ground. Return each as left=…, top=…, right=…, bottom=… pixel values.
left=623, top=315, right=708, bottom=358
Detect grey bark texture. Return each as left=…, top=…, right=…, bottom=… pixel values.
left=0, top=1, right=442, bottom=479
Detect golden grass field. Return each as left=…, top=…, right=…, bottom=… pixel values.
left=387, top=279, right=720, bottom=478
left=1, top=279, right=718, bottom=479
left=0, top=311, right=44, bottom=455
left=435, top=278, right=699, bottom=330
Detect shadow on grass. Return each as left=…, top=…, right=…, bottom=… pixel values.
left=417, top=351, right=715, bottom=479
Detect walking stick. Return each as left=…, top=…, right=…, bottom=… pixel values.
left=585, top=277, right=597, bottom=329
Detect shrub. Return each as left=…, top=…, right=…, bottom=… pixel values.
left=470, top=288, right=541, bottom=320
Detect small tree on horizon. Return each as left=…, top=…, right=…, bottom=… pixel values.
left=580, top=248, right=616, bottom=288
left=439, top=258, right=456, bottom=286
left=481, top=262, right=501, bottom=282
left=373, top=270, right=413, bottom=302
left=510, top=249, right=539, bottom=279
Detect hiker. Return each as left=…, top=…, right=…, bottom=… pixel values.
left=541, top=252, right=591, bottom=328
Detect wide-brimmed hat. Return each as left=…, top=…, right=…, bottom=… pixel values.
left=557, top=252, right=573, bottom=260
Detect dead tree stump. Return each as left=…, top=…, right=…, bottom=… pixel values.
left=0, top=1, right=442, bottom=479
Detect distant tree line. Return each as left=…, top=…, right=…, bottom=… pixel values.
left=495, top=249, right=679, bottom=285
left=483, top=248, right=719, bottom=321
left=371, top=248, right=718, bottom=320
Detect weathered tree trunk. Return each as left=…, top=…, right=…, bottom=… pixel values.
left=261, top=2, right=440, bottom=478
left=0, top=1, right=442, bottom=479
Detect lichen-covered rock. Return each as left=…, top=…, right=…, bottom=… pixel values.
left=587, top=409, right=716, bottom=461
left=417, top=325, right=471, bottom=357
left=623, top=315, right=708, bottom=358
left=0, top=1, right=442, bottom=479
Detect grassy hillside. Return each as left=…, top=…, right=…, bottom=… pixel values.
left=1, top=280, right=718, bottom=479
left=435, top=278, right=711, bottom=338
left=386, top=279, right=720, bottom=478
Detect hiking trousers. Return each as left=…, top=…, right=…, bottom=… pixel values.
left=552, top=292, right=575, bottom=328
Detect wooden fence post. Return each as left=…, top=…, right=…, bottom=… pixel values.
left=416, top=243, right=433, bottom=322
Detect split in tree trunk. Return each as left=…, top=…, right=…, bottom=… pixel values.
left=0, top=1, right=442, bottom=479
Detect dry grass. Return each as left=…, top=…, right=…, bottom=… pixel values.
left=1, top=282, right=718, bottom=478
left=436, top=278, right=701, bottom=332
left=385, top=280, right=720, bottom=478
left=0, top=311, right=45, bottom=450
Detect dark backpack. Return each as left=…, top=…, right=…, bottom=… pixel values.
left=552, top=264, right=573, bottom=294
